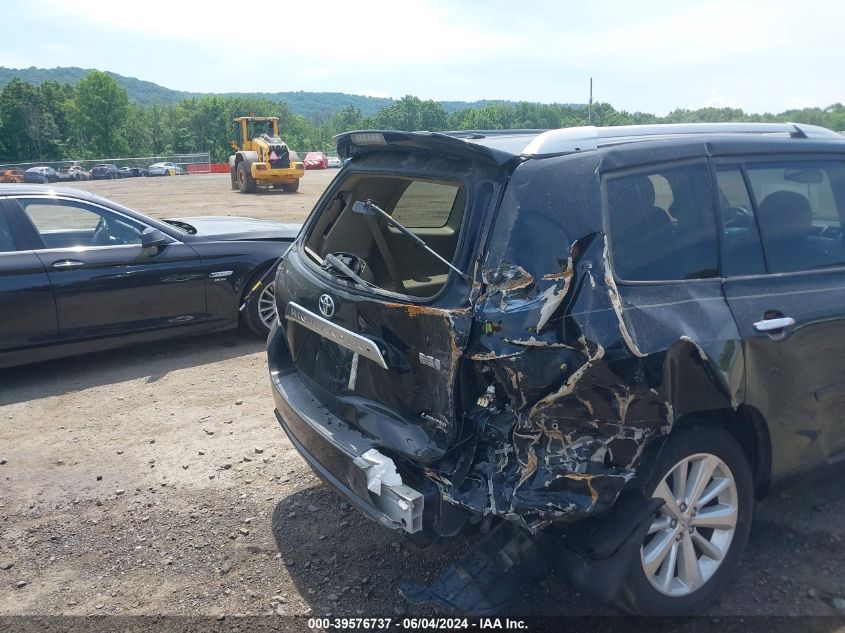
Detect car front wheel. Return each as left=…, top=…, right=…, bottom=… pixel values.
left=620, top=426, right=753, bottom=615
left=241, top=271, right=277, bottom=337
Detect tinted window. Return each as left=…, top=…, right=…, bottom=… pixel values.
left=0, top=211, right=16, bottom=253
left=20, top=199, right=145, bottom=249
left=716, top=168, right=766, bottom=276
left=607, top=163, right=718, bottom=281
left=391, top=181, right=460, bottom=228
left=746, top=162, right=845, bottom=273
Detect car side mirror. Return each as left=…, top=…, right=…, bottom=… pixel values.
left=141, top=227, right=168, bottom=249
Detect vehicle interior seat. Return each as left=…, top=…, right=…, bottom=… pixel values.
left=757, top=190, right=832, bottom=272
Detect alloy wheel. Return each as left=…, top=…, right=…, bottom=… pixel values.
left=640, top=453, right=738, bottom=597
left=257, top=281, right=277, bottom=329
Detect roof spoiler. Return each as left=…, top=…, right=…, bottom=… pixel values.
left=333, top=130, right=518, bottom=165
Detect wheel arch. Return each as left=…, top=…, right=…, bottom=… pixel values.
left=643, top=406, right=772, bottom=500
left=240, top=257, right=280, bottom=303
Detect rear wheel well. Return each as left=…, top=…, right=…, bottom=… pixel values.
left=670, top=407, right=771, bottom=499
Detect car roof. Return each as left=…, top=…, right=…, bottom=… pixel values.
left=0, top=184, right=102, bottom=197
left=335, top=123, right=845, bottom=165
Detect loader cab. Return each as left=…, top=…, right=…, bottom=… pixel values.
left=231, top=117, right=280, bottom=152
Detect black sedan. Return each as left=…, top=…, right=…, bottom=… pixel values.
left=0, top=185, right=299, bottom=369
left=90, top=164, right=120, bottom=179
left=119, top=166, right=149, bottom=178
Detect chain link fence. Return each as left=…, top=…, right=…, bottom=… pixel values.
left=0, top=153, right=211, bottom=174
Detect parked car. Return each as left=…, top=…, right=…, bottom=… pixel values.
left=326, top=156, right=342, bottom=168
left=23, top=166, right=58, bottom=183
left=90, top=164, right=120, bottom=180
left=268, top=123, right=845, bottom=615
left=57, top=165, right=91, bottom=182
left=303, top=151, right=328, bottom=169
left=0, top=185, right=299, bottom=369
left=148, top=162, right=180, bottom=177
left=119, top=166, right=149, bottom=178
left=0, top=168, right=24, bottom=183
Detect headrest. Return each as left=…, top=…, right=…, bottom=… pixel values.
left=758, top=191, right=812, bottom=241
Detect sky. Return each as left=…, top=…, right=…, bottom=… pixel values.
left=0, top=0, right=842, bottom=115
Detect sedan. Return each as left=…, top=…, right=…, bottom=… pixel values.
left=303, top=152, right=328, bottom=169
left=0, top=169, right=24, bottom=183
left=24, top=166, right=59, bottom=183
left=90, top=164, right=120, bottom=180
left=0, top=185, right=299, bottom=369
left=119, top=166, right=149, bottom=178
left=148, top=162, right=180, bottom=177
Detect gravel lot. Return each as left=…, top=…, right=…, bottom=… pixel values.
left=1, top=172, right=844, bottom=620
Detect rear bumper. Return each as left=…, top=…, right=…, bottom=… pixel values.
left=268, top=324, right=424, bottom=533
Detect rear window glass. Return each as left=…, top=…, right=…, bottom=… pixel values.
left=716, top=167, right=766, bottom=276
left=607, top=163, right=718, bottom=281
left=391, top=181, right=460, bottom=228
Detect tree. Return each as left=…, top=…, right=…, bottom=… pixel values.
left=70, top=71, right=129, bottom=157
left=373, top=96, right=449, bottom=131
left=0, top=78, right=64, bottom=162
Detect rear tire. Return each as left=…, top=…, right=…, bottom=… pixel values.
left=237, top=162, right=256, bottom=193
left=230, top=169, right=238, bottom=190
left=281, top=179, right=300, bottom=193
left=618, top=425, right=753, bottom=615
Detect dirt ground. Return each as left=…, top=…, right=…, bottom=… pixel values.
left=1, top=173, right=845, bottom=621
left=58, top=170, right=339, bottom=223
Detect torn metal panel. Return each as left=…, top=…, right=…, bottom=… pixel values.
left=436, top=155, right=745, bottom=528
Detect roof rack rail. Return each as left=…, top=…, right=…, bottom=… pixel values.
left=522, top=122, right=842, bottom=156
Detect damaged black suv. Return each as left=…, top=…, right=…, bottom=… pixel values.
left=268, top=122, right=845, bottom=614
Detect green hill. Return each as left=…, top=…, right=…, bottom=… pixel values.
left=0, top=66, right=585, bottom=117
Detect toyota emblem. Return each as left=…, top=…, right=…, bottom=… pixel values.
left=318, top=294, right=335, bottom=318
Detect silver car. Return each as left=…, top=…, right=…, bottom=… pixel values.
left=147, top=162, right=180, bottom=177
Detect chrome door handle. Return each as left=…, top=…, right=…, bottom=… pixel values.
left=51, top=259, right=84, bottom=269
left=753, top=316, right=795, bottom=332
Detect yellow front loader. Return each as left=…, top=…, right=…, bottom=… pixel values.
left=228, top=116, right=305, bottom=193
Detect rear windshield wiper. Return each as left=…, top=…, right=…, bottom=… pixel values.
left=352, top=199, right=470, bottom=281
left=321, top=252, right=409, bottom=301
left=324, top=253, right=373, bottom=291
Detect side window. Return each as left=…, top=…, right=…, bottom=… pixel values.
left=607, top=163, right=719, bottom=281
left=716, top=168, right=766, bottom=276
left=745, top=162, right=845, bottom=273
left=0, top=210, right=17, bottom=253
left=19, top=199, right=144, bottom=249
left=391, top=181, right=462, bottom=229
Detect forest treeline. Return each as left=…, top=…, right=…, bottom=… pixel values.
left=2, top=70, right=843, bottom=164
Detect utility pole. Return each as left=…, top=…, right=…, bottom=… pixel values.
left=588, top=77, right=593, bottom=125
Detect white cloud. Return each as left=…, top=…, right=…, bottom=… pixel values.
left=8, top=0, right=845, bottom=113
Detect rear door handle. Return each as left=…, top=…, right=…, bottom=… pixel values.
left=753, top=316, right=795, bottom=332
left=51, top=259, right=85, bottom=270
